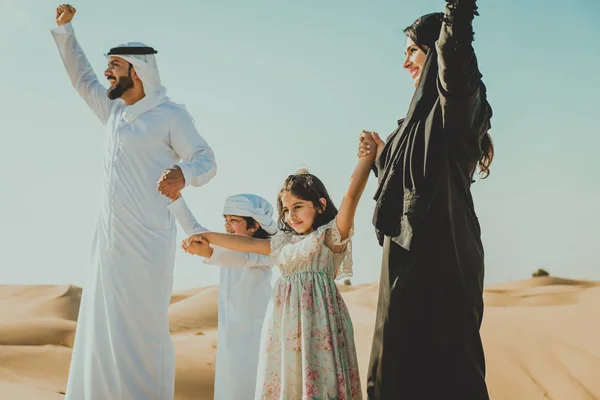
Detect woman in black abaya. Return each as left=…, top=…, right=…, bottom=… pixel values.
left=360, top=1, right=494, bottom=399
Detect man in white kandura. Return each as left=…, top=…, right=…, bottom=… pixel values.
left=51, top=5, right=217, bottom=399
left=167, top=193, right=276, bottom=399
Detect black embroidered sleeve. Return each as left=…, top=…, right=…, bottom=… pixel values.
left=437, top=0, right=480, bottom=98
left=436, top=0, right=491, bottom=158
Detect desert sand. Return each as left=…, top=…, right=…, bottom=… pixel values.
left=1, top=277, right=599, bottom=399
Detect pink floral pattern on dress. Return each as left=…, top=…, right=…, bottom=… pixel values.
left=254, top=218, right=362, bottom=399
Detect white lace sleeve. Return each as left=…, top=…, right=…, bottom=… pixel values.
left=269, top=231, right=291, bottom=260
left=320, top=217, right=354, bottom=280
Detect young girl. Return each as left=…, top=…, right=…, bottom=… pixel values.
left=184, top=132, right=377, bottom=399
left=166, top=192, right=277, bottom=400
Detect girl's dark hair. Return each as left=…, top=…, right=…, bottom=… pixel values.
left=277, top=170, right=338, bottom=234
left=403, top=12, right=494, bottom=179
left=242, top=217, right=272, bottom=239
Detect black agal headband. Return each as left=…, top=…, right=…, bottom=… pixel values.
left=107, top=46, right=158, bottom=56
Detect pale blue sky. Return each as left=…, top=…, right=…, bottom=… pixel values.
left=1, top=0, right=598, bottom=290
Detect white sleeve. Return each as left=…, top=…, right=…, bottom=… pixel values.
left=51, top=23, right=112, bottom=124
left=204, top=246, right=277, bottom=268
left=169, top=109, right=217, bottom=188
left=323, top=217, right=354, bottom=281
left=166, top=197, right=208, bottom=235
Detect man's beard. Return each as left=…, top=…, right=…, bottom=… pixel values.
left=107, top=75, right=134, bottom=100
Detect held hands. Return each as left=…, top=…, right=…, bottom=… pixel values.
left=56, top=4, right=76, bottom=26
left=157, top=166, right=185, bottom=199
left=358, top=130, right=384, bottom=161
left=181, top=234, right=211, bottom=257
left=181, top=236, right=213, bottom=258
left=184, top=233, right=209, bottom=247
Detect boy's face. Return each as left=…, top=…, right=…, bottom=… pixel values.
left=224, top=214, right=257, bottom=236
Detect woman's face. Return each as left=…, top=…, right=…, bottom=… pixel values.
left=403, top=37, right=427, bottom=88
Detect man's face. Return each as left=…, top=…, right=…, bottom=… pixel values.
left=104, top=56, right=134, bottom=100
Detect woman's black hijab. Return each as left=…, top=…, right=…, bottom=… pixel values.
left=405, top=12, right=445, bottom=53
left=372, top=13, right=445, bottom=244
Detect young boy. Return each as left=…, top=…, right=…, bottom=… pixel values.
left=167, top=193, right=276, bottom=399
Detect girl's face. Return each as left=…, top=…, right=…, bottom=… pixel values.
left=280, top=192, right=325, bottom=235
left=224, top=215, right=257, bottom=236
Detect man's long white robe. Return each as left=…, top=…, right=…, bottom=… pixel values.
left=51, top=23, right=217, bottom=400
left=168, top=198, right=274, bottom=400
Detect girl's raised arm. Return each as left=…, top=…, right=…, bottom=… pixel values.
left=335, top=131, right=377, bottom=240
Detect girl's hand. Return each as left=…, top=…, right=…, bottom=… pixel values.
left=181, top=239, right=213, bottom=258
left=358, top=130, right=378, bottom=161
left=357, top=133, right=371, bottom=158
left=358, top=130, right=385, bottom=161
left=185, top=233, right=209, bottom=247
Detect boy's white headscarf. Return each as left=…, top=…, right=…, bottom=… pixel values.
left=223, top=194, right=278, bottom=235
left=105, top=42, right=173, bottom=123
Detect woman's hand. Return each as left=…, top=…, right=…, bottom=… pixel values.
left=358, top=130, right=384, bottom=160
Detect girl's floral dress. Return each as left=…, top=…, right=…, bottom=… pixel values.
left=255, top=217, right=362, bottom=399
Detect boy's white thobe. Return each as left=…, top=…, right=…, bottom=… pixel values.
left=168, top=197, right=274, bottom=400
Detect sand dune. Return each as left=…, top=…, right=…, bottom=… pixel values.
left=0, top=285, right=81, bottom=322
left=0, top=318, right=76, bottom=347
left=169, top=286, right=219, bottom=334
left=0, top=345, right=71, bottom=397
left=482, top=278, right=600, bottom=399
left=1, top=277, right=599, bottom=399
left=0, top=382, right=65, bottom=400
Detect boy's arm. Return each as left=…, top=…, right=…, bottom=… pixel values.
left=167, top=195, right=208, bottom=235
